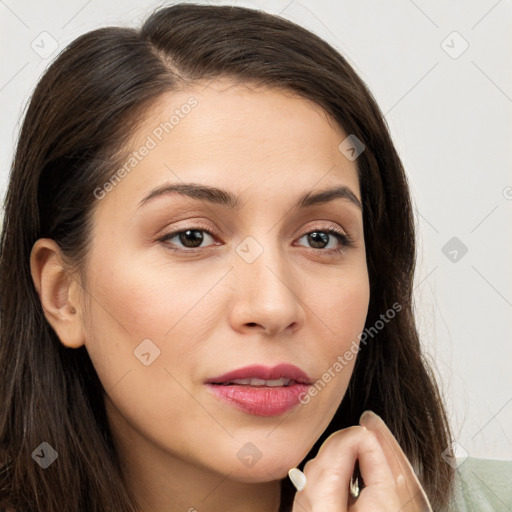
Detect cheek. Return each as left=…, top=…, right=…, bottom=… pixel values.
left=310, top=263, right=370, bottom=346
left=84, top=249, right=215, bottom=339
left=80, top=255, right=212, bottom=440
left=321, top=279, right=368, bottom=326
left=80, top=245, right=228, bottom=394
left=295, top=264, right=369, bottom=418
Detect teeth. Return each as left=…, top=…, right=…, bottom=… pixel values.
left=224, top=377, right=293, bottom=387
left=265, top=378, right=292, bottom=387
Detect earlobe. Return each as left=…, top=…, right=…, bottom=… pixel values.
left=29, top=238, right=85, bottom=349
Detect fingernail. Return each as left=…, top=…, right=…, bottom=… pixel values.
left=288, top=467, right=306, bottom=491
left=359, top=409, right=381, bottom=426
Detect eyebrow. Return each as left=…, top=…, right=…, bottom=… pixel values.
left=137, top=182, right=362, bottom=211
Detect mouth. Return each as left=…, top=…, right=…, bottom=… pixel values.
left=204, top=363, right=314, bottom=416
left=205, top=363, right=314, bottom=386
left=211, top=377, right=304, bottom=387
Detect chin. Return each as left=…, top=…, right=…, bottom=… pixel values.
left=220, top=450, right=307, bottom=483
left=226, top=466, right=289, bottom=484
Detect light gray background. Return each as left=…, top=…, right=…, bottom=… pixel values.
left=1, top=0, right=511, bottom=462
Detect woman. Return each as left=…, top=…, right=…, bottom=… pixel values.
left=0, top=3, right=499, bottom=511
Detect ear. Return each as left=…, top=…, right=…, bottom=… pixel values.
left=30, top=238, right=85, bottom=349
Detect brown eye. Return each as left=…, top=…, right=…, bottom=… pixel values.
left=296, top=228, right=353, bottom=253
left=159, top=228, right=217, bottom=250
left=306, top=231, right=330, bottom=249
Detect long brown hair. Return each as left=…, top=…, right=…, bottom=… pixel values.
left=0, top=3, right=454, bottom=511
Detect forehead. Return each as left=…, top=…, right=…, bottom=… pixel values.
left=94, top=79, right=361, bottom=215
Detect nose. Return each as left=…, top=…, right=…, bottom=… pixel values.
left=228, top=239, right=306, bottom=337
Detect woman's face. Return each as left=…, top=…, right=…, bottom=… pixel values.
left=77, top=80, right=369, bottom=484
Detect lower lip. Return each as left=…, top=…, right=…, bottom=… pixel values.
left=205, top=383, right=311, bottom=416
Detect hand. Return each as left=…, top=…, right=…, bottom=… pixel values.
left=289, top=410, right=433, bottom=512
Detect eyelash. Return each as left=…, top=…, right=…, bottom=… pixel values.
left=157, top=224, right=354, bottom=255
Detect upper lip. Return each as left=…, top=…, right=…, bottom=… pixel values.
left=205, top=363, right=313, bottom=385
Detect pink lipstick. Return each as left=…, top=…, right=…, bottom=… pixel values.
left=205, top=363, right=313, bottom=417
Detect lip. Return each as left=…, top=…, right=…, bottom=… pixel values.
left=204, top=363, right=314, bottom=417
left=205, top=363, right=313, bottom=385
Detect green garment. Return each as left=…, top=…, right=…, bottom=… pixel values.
left=443, top=457, right=512, bottom=511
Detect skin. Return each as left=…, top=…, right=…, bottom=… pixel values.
left=30, top=80, right=430, bottom=511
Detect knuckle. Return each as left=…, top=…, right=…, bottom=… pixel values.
left=316, top=425, right=373, bottom=457
left=324, top=424, right=363, bottom=445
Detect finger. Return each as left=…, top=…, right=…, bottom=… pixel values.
left=353, top=426, right=396, bottom=490
left=359, top=411, right=433, bottom=512
left=314, top=425, right=396, bottom=494
left=292, top=426, right=397, bottom=512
